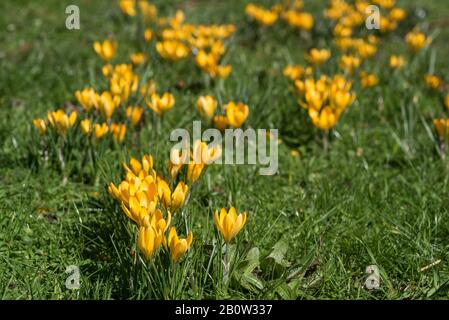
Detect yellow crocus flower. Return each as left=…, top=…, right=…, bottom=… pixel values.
left=444, top=95, right=449, bottom=110
left=137, top=209, right=171, bottom=260
left=164, top=227, right=193, bottom=262
left=308, top=107, right=338, bottom=131
left=119, top=0, right=136, bottom=17
left=157, top=178, right=171, bottom=210
left=140, top=2, right=157, bottom=23
left=333, top=23, right=352, bottom=38
left=123, top=155, right=154, bottom=177
left=225, top=102, right=249, bottom=128
left=213, top=115, right=228, bottom=131
left=283, top=10, right=314, bottom=30
left=360, top=72, right=378, bottom=88
left=126, top=106, right=144, bottom=127
left=32, top=118, right=47, bottom=135
left=156, top=40, right=189, bottom=61
left=389, top=55, right=406, bottom=69
left=144, top=28, right=153, bottom=42
left=405, top=31, right=430, bottom=52
left=283, top=65, right=303, bottom=81
left=187, top=162, right=205, bottom=183
left=424, top=74, right=441, bottom=90
left=146, top=92, right=175, bottom=116
left=389, top=7, right=406, bottom=21
left=197, top=96, right=217, bottom=121
left=93, top=40, right=118, bottom=61
left=110, top=123, right=127, bottom=143
left=130, top=52, right=146, bottom=66
left=214, top=207, right=247, bottom=243
left=171, top=182, right=188, bottom=214
left=305, top=48, right=331, bottom=65
left=93, top=123, right=109, bottom=140
left=47, top=109, right=77, bottom=135
left=168, top=148, right=188, bottom=179
left=120, top=182, right=158, bottom=225
left=75, top=88, right=99, bottom=112
left=245, top=4, right=278, bottom=26
left=433, top=119, right=449, bottom=142
left=357, top=43, right=377, bottom=59
left=215, top=65, right=232, bottom=79
left=102, top=64, right=113, bottom=78
left=195, top=50, right=217, bottom=72
left=98, top=91, right=119, bottom=120
left=80, top=119, right=91, bottom=136
left=340, top=55, right=361, bottom=74
left=138, top=224, right=163, bottom=260
left=191, top=140, right=221, bottom=165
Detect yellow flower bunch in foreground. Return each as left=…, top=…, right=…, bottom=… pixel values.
left=108, top=155, right=192, bottom=261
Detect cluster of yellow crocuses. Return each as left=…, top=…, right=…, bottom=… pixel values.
left=278, top=0, right=439, bottom=136
left=158, top=20, right=235, bottom=79
left=246, top=0, right=314, bottom=31
left=294, top=75, right=356, bottom=130
left=325, top=0, right=406, bottom=36
left=118, top=0, right=235, bottom=79
left=108, top=154, right=191, bottom=261
left=33, top=37, right=177, bottom=142
left=108, top=142, right=246, bottom=262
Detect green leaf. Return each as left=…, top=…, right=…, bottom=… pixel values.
left=267, top=239, right=290, bottom=267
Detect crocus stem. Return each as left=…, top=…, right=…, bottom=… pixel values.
left=223, top=242, right=230, bottom=286
left=89, top=138, right=97, bottom=176
left=58, top=142, right=65, bottom=172
left=180, top=188, right=192, bottom=234
left=323, top=131, right=329, bottom=153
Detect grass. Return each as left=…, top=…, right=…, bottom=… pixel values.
left=1, top=0, right=449, bottom=299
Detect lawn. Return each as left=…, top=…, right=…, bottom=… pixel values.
left=1, top=0, right=449, bottom=299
